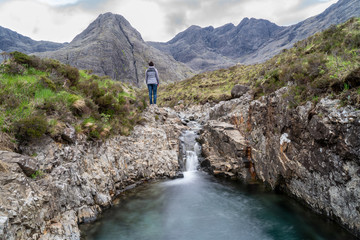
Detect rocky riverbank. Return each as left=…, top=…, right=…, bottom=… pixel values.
left=1, top=86, right=359, bottom=239
left=197, top=86, right=360, bottom=238
left=0, top=106, right=187, bottom=240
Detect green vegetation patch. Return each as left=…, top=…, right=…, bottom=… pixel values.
left=0, top=52, right=146, bottom=149
left=157, top=18, right=360, bottom=108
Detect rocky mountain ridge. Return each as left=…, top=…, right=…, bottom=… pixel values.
left=0, top=26, right=66, bottom=54
left=0, top=26, right=66, bottom=62
left=149, top=18, right=284, bottom=71
left=149, top=0, right=360, bottom=71
left=35, top=13, right=194, bottom=87
left=2, top=0, right=359, bottom=81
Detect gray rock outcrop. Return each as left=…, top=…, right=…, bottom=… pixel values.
left=198, top=88, right=360, bottom=237
left=0, top=106, right=187, bottom=240
left=231, top=84, right=251, bottom=99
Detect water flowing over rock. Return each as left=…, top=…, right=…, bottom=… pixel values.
left=0, top=106, right=187, bottom=240
left=197, top=87, right=360, bottom=237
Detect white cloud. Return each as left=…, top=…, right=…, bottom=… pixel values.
left=104, top=0, right=167, bottom=42
left=37, top=0, right=79, bottom=6
left=274, top=0, right=338, bottom=25
left=0, top=0, right=338, bottom=43
left=148, top=0, right=339, bottom=41
left=0, top=0, right=96, bottom=42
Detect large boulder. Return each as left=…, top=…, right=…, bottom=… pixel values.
left=0, top=151, right=38, bottom=177
left=231, top=84, right=250, bottom=99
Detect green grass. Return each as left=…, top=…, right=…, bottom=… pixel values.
left=83, top=117, right=96, bottom=125
left=79, top=70, right=92, bottom=80
left=119, top=91, right=136, bottom=100
left=56, top=91, right=81, bottom=106
left=34, top=88, right=56, bottom=101
left=0, top=112, right=5, bottom=130
left=0, top=52, right=145, bottom=149
left=30, top=170, right=44, bottom=179
left=155, top=65, right=257, bottom=106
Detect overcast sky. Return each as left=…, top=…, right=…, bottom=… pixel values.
left=0, top=0, right=337, bottom=43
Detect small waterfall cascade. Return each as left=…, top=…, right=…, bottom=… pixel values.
left=81, top=120, right=358, bottom=240
left=179, top=121, right=202, bottom=172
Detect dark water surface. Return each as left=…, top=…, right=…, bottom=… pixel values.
left=80, top=171, right=357, bottom=240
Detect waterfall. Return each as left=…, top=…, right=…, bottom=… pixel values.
left=179, top=122, right=202, bottom=173
left=185, top=150, right=198, bottom=171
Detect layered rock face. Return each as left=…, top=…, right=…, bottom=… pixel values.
left=199, top=87, right=360, bottom=237
left=0, top=107, right=187, bottom=240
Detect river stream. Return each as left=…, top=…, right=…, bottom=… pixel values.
left=80, top=121, right=357, bottom=240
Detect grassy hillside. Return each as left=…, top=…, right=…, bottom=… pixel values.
left=0, top=52, right=147, bottom=151
left=157, top=18, right=360, bottom=108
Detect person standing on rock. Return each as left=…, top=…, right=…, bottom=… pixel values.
left=145, top=61, right=160, bottom=105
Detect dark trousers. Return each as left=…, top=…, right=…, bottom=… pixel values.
left=147, top=84, right=158, bottom=104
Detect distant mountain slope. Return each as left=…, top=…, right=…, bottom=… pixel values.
left=36, top=13, right=194, bottom=87
left=149, top=0, right=360, bottom=71
left=0, top=26, right=65, bottom=54
left=245, top=0, right=360, bottom=64
left=157, top=17, right=360, bottom=108
left=150, top=19, right=284, bottom=71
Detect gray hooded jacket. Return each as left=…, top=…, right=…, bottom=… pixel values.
left=145, top=66, right=159, bottom=85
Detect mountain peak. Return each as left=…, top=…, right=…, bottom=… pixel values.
left=188, top=25, right=201, bottom=30
left=96, top=12, right=129, bottom=25
left=237, top=17, right=276, bottom=28
left=71, top=12, right=143, bottom=44
left=35, top=13, right=193, bottom=87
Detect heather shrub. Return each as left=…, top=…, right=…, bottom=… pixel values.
left=344, top=33, right=360, bottom=49
left=0, top=131, right=17, bottom=151
left=0, top=92, right=21, bottom=110
left=39, top=58, right=61, bottom=71
left=311, top=76, right=331, bottom=90
left=59, top=65, right=79, bottom=86
left=40, top=76, right=56, bottom=91
left=261, top=69, right=285, bottom=93
left=78, top=80, right=104, bottom=99
left=305, top=53, right=327, bottom=80
left=14, top=115, right=48, bottom=142
left=344, top=67, right=360, bottom=89
left=10, top=51, right=32, bottom=65
left=39, top=100, right=58, bottom=115
left=0, top=61, right=25, bottom=75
